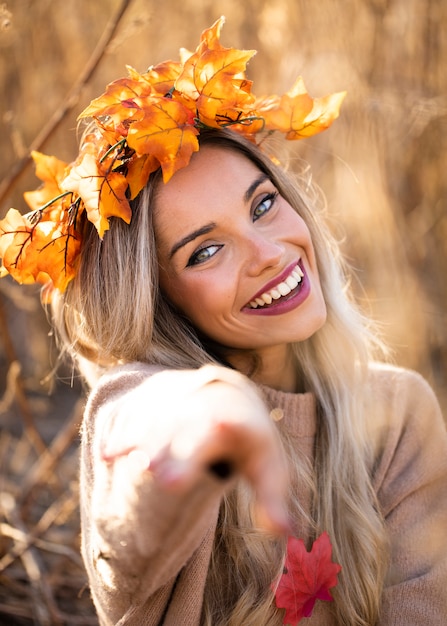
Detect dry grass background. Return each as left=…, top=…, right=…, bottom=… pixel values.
left=0, top=0, right=445, bottom=623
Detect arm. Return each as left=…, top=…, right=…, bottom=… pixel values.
left=372, top=368, right=447, bottom=624
left=80, top=363, right=287, bottom=624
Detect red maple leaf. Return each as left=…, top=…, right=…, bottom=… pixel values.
left=274, top=532, right=341, bottom=625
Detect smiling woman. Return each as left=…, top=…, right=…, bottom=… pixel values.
left=153, top=141, right=326, bottom=374
left=1, top=18, right=446, bottom=626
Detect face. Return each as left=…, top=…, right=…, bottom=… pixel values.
left=153, top=145, right=326, bottom=360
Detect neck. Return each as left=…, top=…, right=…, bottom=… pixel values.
left=228, top=344, right=299, bottom=393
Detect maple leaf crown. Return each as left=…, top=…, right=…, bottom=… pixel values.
left=0, top=16, right=346, bottom=296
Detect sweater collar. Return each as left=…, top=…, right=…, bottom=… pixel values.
left=259, top=385, right=317, bottom=437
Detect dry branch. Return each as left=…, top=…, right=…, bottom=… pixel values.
left=0, top=293, right=47, bottom=455
left=0, top=0, right=134, bottom=209
left=21, top=398, right=84, bottom=502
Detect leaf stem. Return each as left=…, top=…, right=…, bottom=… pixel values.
left=194, top=115, right=266, bottom=131
left=221, top=115, right=265, bottom=129
left=25, top=191, right=73, bottom=221
left=100, top=138, right=127, bottom=163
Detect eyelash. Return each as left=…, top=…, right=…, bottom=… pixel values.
left=186, top=191, right=279, bottom=267
left=253, top=191, right=278, bottom=221
left=187, top=244, right=223, bottom=267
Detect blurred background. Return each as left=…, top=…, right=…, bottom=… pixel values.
left=0, top=0, right=445, bottom=623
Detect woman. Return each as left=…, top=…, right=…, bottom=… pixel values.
left=1, top=18, right=446, bottom=626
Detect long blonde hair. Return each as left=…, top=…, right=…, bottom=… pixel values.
left=52, top=129, right=388, bottom=624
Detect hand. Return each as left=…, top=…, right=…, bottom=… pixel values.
left=100, top=365, right=290, bottom=534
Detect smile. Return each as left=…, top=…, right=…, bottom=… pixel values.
left=247, top=263, right=304, bottom=309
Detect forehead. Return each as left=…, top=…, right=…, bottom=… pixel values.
left=153, top=145, right=263, bottom=238
left=155, top=145, right=260, bottom=205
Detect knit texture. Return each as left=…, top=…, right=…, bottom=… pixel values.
left=80, top=363, right=447, bottom=625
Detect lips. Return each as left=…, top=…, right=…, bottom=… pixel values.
left=246, top=261, right=305, bottom=309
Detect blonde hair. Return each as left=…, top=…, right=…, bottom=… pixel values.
left=51, top=129, right=388, bottom=625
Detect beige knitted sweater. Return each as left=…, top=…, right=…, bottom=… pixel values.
left=80, top=363, right=447, bottom=625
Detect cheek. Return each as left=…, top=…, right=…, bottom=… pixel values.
left=278, top=204, right=313, bottom=247
left=161, top=272, right=234, bottom=323
left=290, top=213, right=312, bottom=245
left=291, top=214, right=319, bottom=272
left=160, top=279, right=193, bottom=315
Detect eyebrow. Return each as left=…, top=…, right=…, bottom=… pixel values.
left=244, top=173, right=269, bottom=202
left=169, top=173, right=270, bottom=259
left=169, top=223, right=217, bottom=259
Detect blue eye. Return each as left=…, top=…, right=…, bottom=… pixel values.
left=187, top=244, right=223, bottom=267
left=253, top=192, right=278, bottom=221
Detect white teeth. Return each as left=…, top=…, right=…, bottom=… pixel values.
left=261, top=292, right=273, bottom=305
left=285, top=275, right=298, bottom=289
left=248, top=263, right=304, bottom=309
left=277, top=282, right=291, bottom=297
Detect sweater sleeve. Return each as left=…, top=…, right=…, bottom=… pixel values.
left=79, top=363, right=235, bottom=626
left=371, top=366, right=447, bottom=624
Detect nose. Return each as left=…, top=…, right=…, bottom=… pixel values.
left=243, top=232, right=284, bottom=277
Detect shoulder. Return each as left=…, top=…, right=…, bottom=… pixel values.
left=366, top=363, right=447, bottom=507
left=81, top=362, right=165, bottom=446
left=367, top=361, right=438, bottom=403
left=85, top=362, right=165, bottom=411
left=365, top=362, right=443, bottom=437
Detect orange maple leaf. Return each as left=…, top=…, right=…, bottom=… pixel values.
left=61, top=149, right=131, bottom=238
left=176, top=17, right=256, bottom=128
left=177, top=42, right=255, bottom=101
left=196, top=75, right=256, bottom=129
left=0, top=207, right=81, bottom=291
left=139, top=61, right=183, bottom=96
left=126, top=96, right=199, bottom=183
left=258, top=77, right=346, bottom=140
left=126, top=153, right=160, bottom=199
left=23, top=151, right=69, bottom=212
left=79, top=72, right=152, bottom=125
left=94, top=117, right=128, bottom=149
